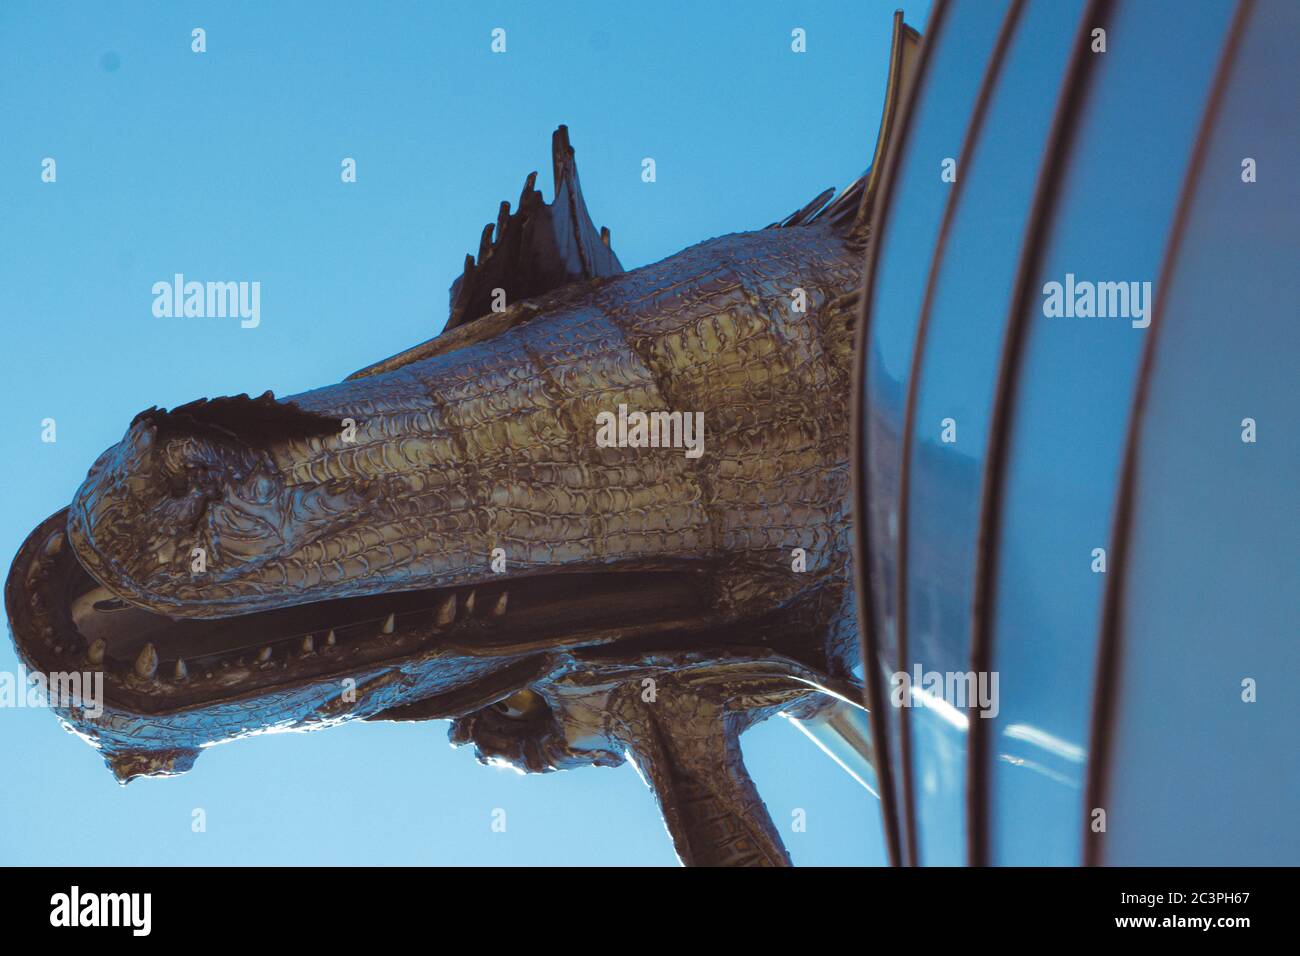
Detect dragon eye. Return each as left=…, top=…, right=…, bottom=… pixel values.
left=493, top=689, right=546, bottom=719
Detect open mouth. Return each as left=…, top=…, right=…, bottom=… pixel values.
left=8, top=508, right=713, bottom=714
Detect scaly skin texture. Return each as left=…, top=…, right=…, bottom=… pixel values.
left=7, top=0, right=944, bottom=844
left=67, top=225, right=860, bottom=629
left=7, top=7, right=927, bottom=862
left=10, top=221, right=866, bottom=867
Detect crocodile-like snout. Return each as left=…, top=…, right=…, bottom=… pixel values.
left=4, top=10, right=921, bottom=857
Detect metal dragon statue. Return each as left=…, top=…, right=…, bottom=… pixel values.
left=6, top=15, right=919, bottom=866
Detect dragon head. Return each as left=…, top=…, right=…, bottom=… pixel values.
left=4, top=10, right=920, bottom=863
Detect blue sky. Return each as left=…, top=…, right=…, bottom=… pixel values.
left=0, top=0, right=927, bottom=865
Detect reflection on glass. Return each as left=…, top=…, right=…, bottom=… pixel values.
left=1100, top=0, right=1300, bottom=865
left=985, top=0, right=1232, bottom=865
left=786, top=703, right=880, bottom=796
left=902, top=0, right=1085, bottom=865
left=862, top=0, right=1010, bottom=861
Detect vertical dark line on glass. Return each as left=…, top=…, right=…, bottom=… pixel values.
left=966, top=0, right=1109, bottom=868
left=850, top=0, right=950, bottom=868
left=1081, top=0, right=1252, bottom=869
left=894, top=0, right=1023, bottom=867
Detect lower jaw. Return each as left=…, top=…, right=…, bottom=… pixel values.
left=9, top=509, right=716, bottom=715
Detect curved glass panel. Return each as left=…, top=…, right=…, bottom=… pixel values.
left=861, top=0, right=1010, bottom=860
left=1100, top=0, right=1300, bottom=865
left=984, top=0, right=1233, bottom=865
left=903, top=0, right=1085, bottom=865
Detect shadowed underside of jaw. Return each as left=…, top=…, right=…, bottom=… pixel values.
left=11, top=503, right=869, bottom=870
left=12, top=507, right=721, bottom=714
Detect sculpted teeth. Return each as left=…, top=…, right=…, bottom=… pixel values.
left=109, top=588, right=510, bottom=687
left=435, top=594, right=456, bottom=626
left=134, top=643, right=158, bottom=679
left=87, top=638, right=106, bottom=665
